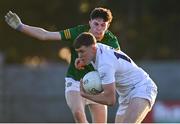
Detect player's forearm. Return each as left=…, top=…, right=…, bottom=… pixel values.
left=19, top=24, right=45, bottom=40
left=82, top=91, right=116, bottom=106
left=19, top=24, right=60, bottom=40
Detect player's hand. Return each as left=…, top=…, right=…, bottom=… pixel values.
left=75, top=58, right=85, bottom=70
left=5, top=11, right=22, bottom=30
left=80, top=79, right=93, bottom=99
left=80, top=79, right=87, bottom=97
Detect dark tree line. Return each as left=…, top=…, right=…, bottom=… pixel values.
left=0, top=0, right=179, bottom=64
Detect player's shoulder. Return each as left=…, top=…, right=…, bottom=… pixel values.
left=75, top=24, right=89, bottom=30
left=97, top=43, right=115, bottom=59
left=98, top=43, right=116, bottom=51
left=97, top=52, right=115, bottom=71
left=104, top=30, right=117, bottom=39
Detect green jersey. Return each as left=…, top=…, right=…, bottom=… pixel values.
left=59, top=25, right=120, bottom=81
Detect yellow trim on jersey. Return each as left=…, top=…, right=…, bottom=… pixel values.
left=64, top=29, right=71, bottom=39
left=116, top=47, right=121, bottom=51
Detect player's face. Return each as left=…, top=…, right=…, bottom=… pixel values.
left=89, top=18, right=109, bottom=40
left=75, top=45, right=96, bottom=65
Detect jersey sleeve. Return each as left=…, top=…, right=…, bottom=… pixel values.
left=98, top=64, right=116, bottom=85
left=59, top=25, right=88, bottom=41
left=113, top=36, right=121, bottom=51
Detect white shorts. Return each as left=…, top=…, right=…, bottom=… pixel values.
left=116, top=77, right=158, bottom=115
left=65, top=77, right=98, bottom=105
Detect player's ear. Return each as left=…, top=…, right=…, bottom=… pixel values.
left=89, top=20, right=92, bottom=26
left=92, top=44, right=96, bottom=51
left=107, top=23, right=110, bottom=29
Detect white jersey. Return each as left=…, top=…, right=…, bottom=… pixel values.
left=92, top=43, right=152, bottom=96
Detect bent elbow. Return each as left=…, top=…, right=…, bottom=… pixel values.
left=107, top=101, right=116, bottom=106
left=107, top=96, right=116, bottom=106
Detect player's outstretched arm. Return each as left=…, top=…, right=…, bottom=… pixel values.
left=5, top=11, right=61, bottom=41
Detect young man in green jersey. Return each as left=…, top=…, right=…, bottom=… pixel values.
left=5, top=7, right=120, bottom=123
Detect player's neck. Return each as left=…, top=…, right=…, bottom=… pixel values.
left=96, top=36, right=103, bottom=41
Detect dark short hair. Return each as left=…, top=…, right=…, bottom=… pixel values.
left=73, top=32, right=96, bottom=49
left=90, top=7, right=113, bottom=23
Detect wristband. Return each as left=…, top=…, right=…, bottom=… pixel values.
left=16, top=24, right=23, bottom=31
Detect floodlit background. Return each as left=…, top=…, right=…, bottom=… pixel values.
left=0, top=0, right=180, bottom=123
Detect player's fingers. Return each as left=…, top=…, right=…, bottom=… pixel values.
left=5, top=15, right=11, bottom=23
left=7, top=11, right=15, bottom=19
left=7, top=11, right=12, bottom=17
left=5, top=12, right=11, bottom=18
left=9, top=11, right=14, bottom=16
left=80, top=79, right=84, bottom=83
left=4, top=15, right=8, bottom=21
left=75, top=58, right=85, bottom=70
left=77, top=66, right=85, bottom=70
left=79, top=67, right=85, bottom=70
left=80, top=79, right=86, bottom=93
left=80, top=79, right=83, bottom=91
left=74, top=59, right=79, bottom=68
left=6, top=12, right=13, bottom=20
left=14, top=13, right=18, bottom=18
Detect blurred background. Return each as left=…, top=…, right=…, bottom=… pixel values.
left=0, top=0, right=180, bottom=123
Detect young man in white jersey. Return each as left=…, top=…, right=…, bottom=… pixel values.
left=74, top=32, right=158, bottom=123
